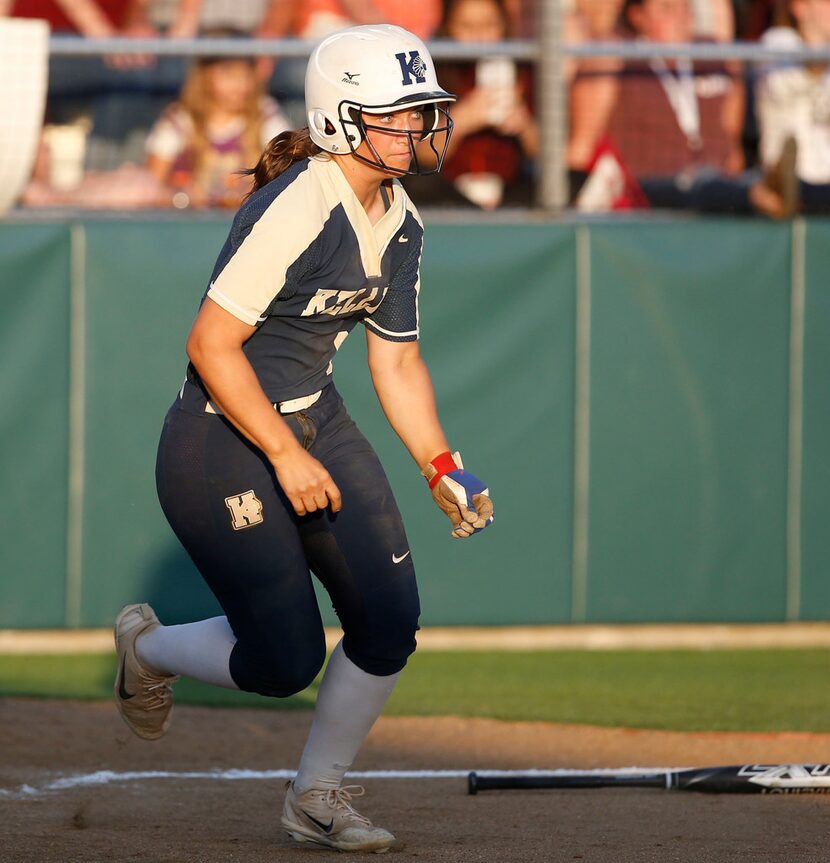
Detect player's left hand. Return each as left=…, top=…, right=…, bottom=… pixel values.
left=422, top=451, right=494, bottom=539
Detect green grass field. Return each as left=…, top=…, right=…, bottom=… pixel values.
left=2, top=649, right=828, bottom=733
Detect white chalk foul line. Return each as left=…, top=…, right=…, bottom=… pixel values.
left=0, top=767, right=681, bottom=800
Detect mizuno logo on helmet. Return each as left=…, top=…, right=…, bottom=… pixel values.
left=395, top=51, right=427, bottom=85
left=342, top=71, right=360, bottom=85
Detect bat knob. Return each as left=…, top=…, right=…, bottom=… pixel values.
left=467, top=771, right=478, bottom=795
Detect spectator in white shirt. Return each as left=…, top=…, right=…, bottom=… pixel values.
left=755, top=0, right=830, bottom=213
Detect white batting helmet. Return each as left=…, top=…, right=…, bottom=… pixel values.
left=305, top=24, right=455, bottom=174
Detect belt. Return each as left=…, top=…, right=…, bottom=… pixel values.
left=205, top=390, right=322, bottom=416
left=182, top=388, right=321, bottom=417
left=179, top=380, right=323, bottom=416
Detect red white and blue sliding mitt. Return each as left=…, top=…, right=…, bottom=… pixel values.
left=422, top=451, right=494, bottom=539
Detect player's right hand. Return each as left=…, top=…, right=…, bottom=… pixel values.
left=270, top=447, right=342, bottom=516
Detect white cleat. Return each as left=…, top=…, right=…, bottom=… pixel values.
left=281, top=782, right=395, bottom=853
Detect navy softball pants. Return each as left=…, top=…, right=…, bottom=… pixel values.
left=155, top=383, right=420, bottom=697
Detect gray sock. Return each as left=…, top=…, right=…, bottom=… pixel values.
left=136, top=615, right=238, bottom=689
left=293, top=640, right=400, bottom=793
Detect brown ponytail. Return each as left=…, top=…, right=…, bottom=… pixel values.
left=243, top=128, right=323, bottom=198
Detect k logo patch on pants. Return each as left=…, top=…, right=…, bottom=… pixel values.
left=225, top=490, right=264, bottom=530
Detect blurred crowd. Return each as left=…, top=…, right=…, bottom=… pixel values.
left=4, top=0, right=830, bottom=215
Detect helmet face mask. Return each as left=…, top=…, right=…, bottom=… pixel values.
left=340, top=102, right=454, bottom=176
left=305, top=25, right=456, bottom=176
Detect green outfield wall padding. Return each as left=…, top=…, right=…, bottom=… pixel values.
left=801, top=220, right=830, bottom=619
left=586, top=222, right=791, bottom=622
left=0, top=217, right=826, bottom=628
left=0, top=225, right=71, bottom=627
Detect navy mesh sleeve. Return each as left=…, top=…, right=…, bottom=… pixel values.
left=363, top=236, right=421, bottom=342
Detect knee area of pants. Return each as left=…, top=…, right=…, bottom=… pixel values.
left=234, top=650, right=325, bottom=698
left=345, top=630, right=417, bottom=677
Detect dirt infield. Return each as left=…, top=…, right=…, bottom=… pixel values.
left=2, top=697, right=829, bottom=862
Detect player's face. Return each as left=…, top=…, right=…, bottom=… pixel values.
left=358, top=108, right=427, bottom=174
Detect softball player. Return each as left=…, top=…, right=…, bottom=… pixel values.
left=113, top=24, right=494, bottom=853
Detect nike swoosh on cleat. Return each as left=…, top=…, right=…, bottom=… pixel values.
left=392, top=551, right=411, bottom=564
left=304, top=811, right=334, bottom=834
left=117, top=655, right=135, bottom=700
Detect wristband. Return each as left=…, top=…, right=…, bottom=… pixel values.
left=426, top=451, right=459, bottom=489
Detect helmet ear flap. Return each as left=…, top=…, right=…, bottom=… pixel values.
left=309, top=110, right=330, bottom=137
left=309, top=110, right=344, bottom=151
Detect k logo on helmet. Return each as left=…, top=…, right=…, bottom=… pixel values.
left=395, top=51, right=427, bottom=85
left=225, top=490, right=264, bottom=530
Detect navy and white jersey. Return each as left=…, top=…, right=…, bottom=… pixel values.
left=187, top=155, right=424, bottom=404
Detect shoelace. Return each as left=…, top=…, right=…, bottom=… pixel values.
left=141, top=673, right=178, bottom=710
left=320, top=786, right=371, bottom=826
